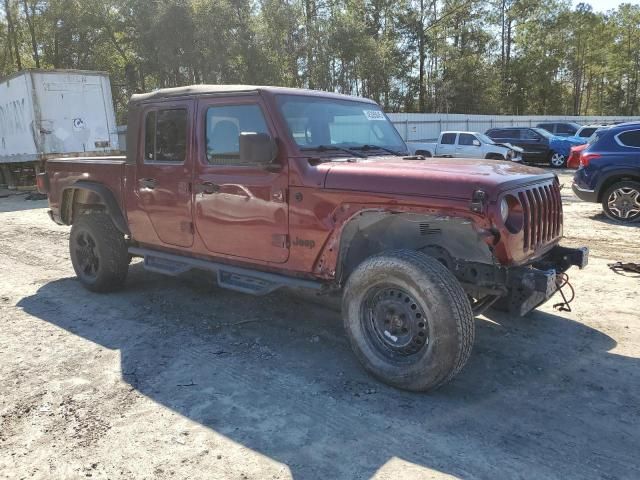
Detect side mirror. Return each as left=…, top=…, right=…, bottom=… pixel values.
left=472, top=140, right=481, bottom=147
left=239, top=132, right=277, bottom=165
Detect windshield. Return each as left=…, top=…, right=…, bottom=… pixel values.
left=532, top=127, right=555, bottom=139
left=276, top=95, right=406, bottom=153
left=476, top=133, right=495, bottom=144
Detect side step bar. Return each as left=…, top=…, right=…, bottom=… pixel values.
left=128, top=247, right=324, bottom=296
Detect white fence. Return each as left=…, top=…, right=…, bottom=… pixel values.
left=387, top=113, right=640, bottom=142
left=114, top=113, right=640, bottom=151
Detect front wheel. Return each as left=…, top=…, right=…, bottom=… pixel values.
left=549, top=152, right=566, bottom=168
left=342, top=250, right=475, bottom=392
left=69, top=212, right=130, bottom=292
left=602, top=181, right=640, bottom=223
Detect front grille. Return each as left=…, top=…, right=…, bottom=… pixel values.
left=517, top=180, right=562, bottom=253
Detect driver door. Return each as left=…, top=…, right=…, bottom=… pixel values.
left=193, top=96, right=289, bottom=263
left=456, top=133, right=482, bottom=158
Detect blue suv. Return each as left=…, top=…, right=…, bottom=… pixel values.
left=572, top=122, right=640, bottom=222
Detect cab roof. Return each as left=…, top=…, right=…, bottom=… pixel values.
left=130, top=85, right=378, bottom=105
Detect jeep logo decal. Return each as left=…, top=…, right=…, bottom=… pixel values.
left=292, top=237, right=315, bottom=249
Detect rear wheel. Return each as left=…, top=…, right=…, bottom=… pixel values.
left=415, top=150, right=432, bottom=157
left=549, top=152, right=566, bottom=168
left=342, top=250, right=474, bottom=392
left=602, top=181, right=640, bottom=223
left=69, top=212, right=129, bottom=292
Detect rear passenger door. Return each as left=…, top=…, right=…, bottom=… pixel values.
left=134, top=102, right=195, bottom=248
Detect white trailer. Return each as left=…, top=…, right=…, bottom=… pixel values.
left=0, top=69, right=119, bottom=187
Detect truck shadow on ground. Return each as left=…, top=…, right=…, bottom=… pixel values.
left=17, top=264, right=640, bottom=479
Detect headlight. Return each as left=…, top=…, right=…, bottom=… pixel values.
left=500, top=198, right=509, bottom=223
left=500, top=195, right=524, bottom=233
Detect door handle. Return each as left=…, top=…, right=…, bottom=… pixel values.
left=196, top=182, right=220, bottom=195
left=139, top=178, right=156, bottom=189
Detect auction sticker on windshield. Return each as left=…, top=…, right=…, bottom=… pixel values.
left=364, top=110, right=386, bottom=121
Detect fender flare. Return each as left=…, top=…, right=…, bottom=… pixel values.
left=61, top=181, right=130, bottom=236
left=313, top=206, right=496, bottom=283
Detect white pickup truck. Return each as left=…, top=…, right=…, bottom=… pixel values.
left=407, top=131, right=523, bottom=162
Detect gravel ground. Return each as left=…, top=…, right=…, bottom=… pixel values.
left=0, top=169, right=638, bottom=479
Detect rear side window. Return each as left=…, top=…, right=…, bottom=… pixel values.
left=617, top=130, right=640, bottom=148
left=579, top=127, right=597, bottom=138
left=440, top=133, right=457, bottom=145
left=489, top=129, right=517, bottom=139
left=556, top=123, right=577, bottom=135
left=537, top=124, right=554, bottom=134
left=205, top=104, right=270, bottom=165
left=458, top=133, right=477, bottom=146
left=144, top=109, right=188, bottom=162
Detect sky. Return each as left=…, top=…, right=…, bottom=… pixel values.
left=573, top=0, right=640, bottom=11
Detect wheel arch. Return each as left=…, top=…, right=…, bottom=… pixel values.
left=333, top=211, right=496, bottom=284
left=596, top=171, right=640, bottom=202
left=414, top=149, right=432, bottom=157
left=61, top=181, right=130, bottom=235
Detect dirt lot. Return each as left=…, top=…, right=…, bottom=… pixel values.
left=1, top=170, right=639, bottom=479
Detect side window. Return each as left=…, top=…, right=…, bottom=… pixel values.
left=459, top=133, right=477, bottom=146
left=538, top=124, right=554, bottom=134
left=618, top=130, right=640, bottom=148
left=440, top=133, right=457, bottom=145
left=144, top=109, right=188, bottom=162
left=490, top=129, right=516, bottom=139
left=579, top=127, right=596, bottom=138
left=521, top=129, right=540, bottom=140
left=206, top=104, right=269, bottom=165
left=556, top=124, right=576, bottom=135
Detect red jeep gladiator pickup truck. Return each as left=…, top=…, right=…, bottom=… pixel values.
left=39, top=85, right=588, bottom=391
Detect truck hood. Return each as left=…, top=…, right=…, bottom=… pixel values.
left=323, top=157, right=553, bottom=199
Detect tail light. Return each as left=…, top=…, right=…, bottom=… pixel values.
left=580, top=153, right=601, bottom=168
left=36, top=172, right=49, bottom=194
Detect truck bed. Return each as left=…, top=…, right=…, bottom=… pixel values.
left=46, top=156, right=127, bottom=220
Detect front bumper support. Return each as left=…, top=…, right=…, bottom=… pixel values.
left=505, top=245, right=589, bottom=316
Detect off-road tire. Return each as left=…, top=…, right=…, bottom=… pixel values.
left=601, top=180, right=640, bottom=223
left=549, top=151, right=566, bottom=168
left=342, top=250, right=475, bottom=392
left=69, top=212, right=129, bottom=292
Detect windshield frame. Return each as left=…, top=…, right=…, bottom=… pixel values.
left=274, top=94, right=407, bottom=155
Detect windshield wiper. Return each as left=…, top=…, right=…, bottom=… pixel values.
left=300, top=145, right=367, bottom=158
left=351, top=144, right=406, bottom=156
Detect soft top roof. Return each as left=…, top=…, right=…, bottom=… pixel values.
left=130, top=84, right=378, bottom=105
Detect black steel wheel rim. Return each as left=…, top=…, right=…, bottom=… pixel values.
left=362, top=285, right=429, bottom=359
left=74, top=230, right=100, bottom=279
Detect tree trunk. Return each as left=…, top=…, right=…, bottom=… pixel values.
left=21, top=0, right=39, bottom=68
left=4, top=0, right=22, bottom=70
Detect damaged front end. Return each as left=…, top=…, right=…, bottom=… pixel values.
left=458, top=245, right=589, bottom=316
